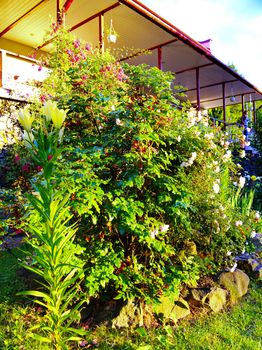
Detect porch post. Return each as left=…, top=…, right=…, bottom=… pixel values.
left=57, top=0, right=62, bottom=25
left=222, top=82, right=226, bottom=130
left=157, top=47, right=162, bottom=70
left=253, top=100, right=256, bottom=124
left=0, top=50, right=7, bottom=88
left=196, top=67, right=200, bottom=112
left=241, top=94, right=245, bottom=114
left=99, top=14, right=105, bottom=52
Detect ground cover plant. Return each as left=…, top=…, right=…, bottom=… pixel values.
left=0, top=27, right=261, bottom=349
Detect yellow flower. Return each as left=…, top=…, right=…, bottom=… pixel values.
left=43, top=100, right=57, bottom=122
left=17, top=108, right=35, bottom=132
left=251, top=175, right=257, bottom=181
left=51, top=108, right=67, bottom=129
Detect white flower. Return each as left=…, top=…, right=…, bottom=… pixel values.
left=247, top=127, right=251, bottom=132
left=226, top=251, right=232, bottom=256
left=22, top=131, right=34, bottom=148
left=58, top=127, right=64, bottom=142
left=224, top=141, right=230, bottom=149
left=222, top=150, right=231, bottom=162
left=191, top=152, right=197, bottom=160
left=229, top=262, right=237, bottom=272
left=214, top=166, right=220, bottom=173
left=160, top=224, right=169, bottom=233
left=250, top=231, right=257, bottom=238
left=204, top=133, right=214, bottom=140
left=255, top=212, right=260, bottom=220
left=213, top=183, right=220, bottom=194
left=115, top=118, right=123, bottom=126
left=150, top=228, right=158, bottom=239
left=111, top=105, right=116, bottom=111
left=239, top=150, right=246, bottom=158
left=245, top=141, right=250, bottom=147
left=235, top=221, right=243, bottom=227
left=238, top=176, right=245, bottom=189
left=177, top=135, right=181, bottom=142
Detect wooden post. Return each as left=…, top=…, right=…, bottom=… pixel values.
left=99, top=14, right=104, bottom=52
left=196, top=67, right=200, bottom=112
left=222, top=82, right=226, bottom=130
left=157, top=47, right=162, bottom=70
left=0, top=50, right=7, bottom=88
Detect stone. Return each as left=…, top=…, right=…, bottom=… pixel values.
left=153, top=295, right=190, bottom=322
left=207, top=287, right=227, bottom=313
left=172, top=298, right=191, bottom=320
left=190, top=288, right=210, bottom=302
left=112, top=300, right=146, bottom=328
left=218, top=269, right=249, bottom=305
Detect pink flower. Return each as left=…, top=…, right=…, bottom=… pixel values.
left=85, top=43, right=91, bottom=51
left=22, top=163, right=30, bottom=172
left=40, top=94, right=47, bottom=103
left=36, top=165, right=43, bottom=172
left=15, top=154, right=21, bottom=164
left=73, top=39, right=81, bottom=48
left=38, top=65, right=42, bottom=72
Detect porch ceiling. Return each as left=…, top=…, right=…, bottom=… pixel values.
left=0, top=0, right=261, bottom=108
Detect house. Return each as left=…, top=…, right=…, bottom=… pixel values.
left=0, top=0, right=261, bottom=123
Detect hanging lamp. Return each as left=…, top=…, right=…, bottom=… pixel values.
left=107, top=19, right=117, bottom=43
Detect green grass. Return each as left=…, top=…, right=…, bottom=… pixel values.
left=0, top=247, right=261, bottom=349
left=89, top=282, right=261, bottom=350
left=0, top=248, right=26, bottom=303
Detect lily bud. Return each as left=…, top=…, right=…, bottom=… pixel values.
left=17, top=108, right=35, bottom=132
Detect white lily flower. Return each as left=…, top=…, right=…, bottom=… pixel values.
left=238, top=176, right=245, bottom=189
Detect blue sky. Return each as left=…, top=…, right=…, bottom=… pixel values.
left=142, top=0, right=262, bottom=90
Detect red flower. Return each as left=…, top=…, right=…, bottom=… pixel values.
left=47, top=155, right=53, bottom=161
left=14, top=229, right=23, bottom=235
left=15, top=154, right=21, bottom=164
left=22, top=163, right=30, bottom=172
left=36, top=165, right=43, bottom=172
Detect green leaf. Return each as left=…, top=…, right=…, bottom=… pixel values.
left=30, top=334, right=52, bottom=343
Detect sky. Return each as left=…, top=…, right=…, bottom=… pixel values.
left=141, top=0, right=262, bottom=90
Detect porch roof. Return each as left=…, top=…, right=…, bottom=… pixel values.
left=0, top=0, right=261, bottom=108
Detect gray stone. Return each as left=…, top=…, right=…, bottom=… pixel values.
left=218, top=269, right=249, bottom=305
left=153, top=294, right=190, bottom=322
left=207, top=287, right=227, bottom=312
left=111, top=300, right=152, bottom=329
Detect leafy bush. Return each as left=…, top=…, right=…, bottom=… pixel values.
left=3, top=27, right=259, bottom=322
left=21, top=28, right=259, bottom=304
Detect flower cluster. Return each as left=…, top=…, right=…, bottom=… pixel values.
left=181, top=151, right=197, bottom=167
left=43, top=101, right=67, bottom=129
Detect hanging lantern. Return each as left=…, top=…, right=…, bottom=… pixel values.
left=107, top=19, right=117, bottom=44
left=230, top=84, right=235, bottom=102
